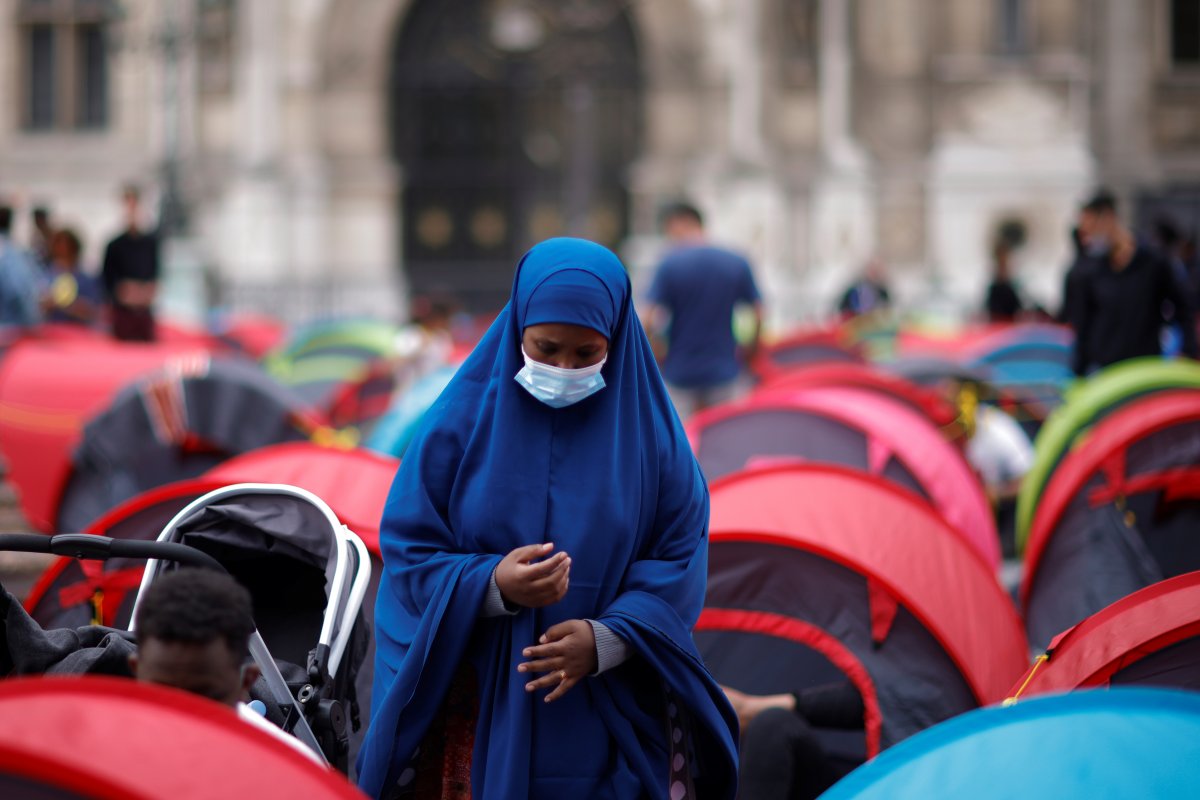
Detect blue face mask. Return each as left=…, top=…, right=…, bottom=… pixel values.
left=515, top=346, right=607, bottom=408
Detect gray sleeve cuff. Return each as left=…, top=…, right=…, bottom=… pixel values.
left=587, top=620, right=632, bottom=675
left=481, top=569, right=519, bottom=618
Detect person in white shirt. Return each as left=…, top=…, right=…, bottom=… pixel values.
left=128, top=568, right=325, bottom=767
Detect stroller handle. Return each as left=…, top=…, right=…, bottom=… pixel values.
left=0, top=533, right=226, bottom=573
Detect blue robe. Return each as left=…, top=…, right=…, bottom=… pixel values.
left=357, top=239, right=738, bottom=798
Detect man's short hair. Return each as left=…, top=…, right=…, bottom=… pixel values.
left=135, top=569, right=255, bottom=663
left=660, top=201, right=704, bottom=228
left=0, top=205, right=12, bottom=234
left=1082, top=189, right=1117, bottom=215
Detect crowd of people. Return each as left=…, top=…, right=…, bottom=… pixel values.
left=0, top=186, right=160, bottom=340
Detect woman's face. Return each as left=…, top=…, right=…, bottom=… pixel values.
left=522, top=323, right=608, bottom=370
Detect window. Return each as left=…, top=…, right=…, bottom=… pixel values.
left=18, top=0, right=114, bottom=131
left=1172, top=0, right=1200, bottom=65
left=996, top=0, right=1028, bottom=56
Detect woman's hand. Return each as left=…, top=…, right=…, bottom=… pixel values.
left=518, top=619, right=597, bottom=703
left=495, top=543, right=570, bottom=609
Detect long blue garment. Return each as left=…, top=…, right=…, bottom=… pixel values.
left=357, top=238, right=738, bottom=799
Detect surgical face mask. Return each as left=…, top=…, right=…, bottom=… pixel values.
left=515, top=346, right=607, bottom=408
left=1085, top=234, right=1111, bottom=258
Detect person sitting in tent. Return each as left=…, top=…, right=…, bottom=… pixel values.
left=39, top=228, right=103, bottom=326
left=129, top=568, right=324, bottom=766
left=723, top=682, right=866, bottom=800
left=358, top=238, right=738, bottom=799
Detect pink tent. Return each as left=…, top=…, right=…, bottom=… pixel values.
left=689, top=386, right=998, bottom=568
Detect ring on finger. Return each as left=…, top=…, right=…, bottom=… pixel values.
left=559, top=670, right=568, bottom=682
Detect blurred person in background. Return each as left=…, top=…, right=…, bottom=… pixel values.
left=0, top=204, right=40, bottom=328
left=102, top=185, right=160, bottom=341
left=1068, top=189, right=1197, bottom=375
left=643, top=201, right=763, bottom=419
left=837, top=258, right=891, bottom=318
left=983, top=243, right=1024, bottom=323
left=31, top=206, right=55, bottom=266
left=39, top=228, right=103, bottom=326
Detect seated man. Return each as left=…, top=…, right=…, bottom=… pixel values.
left=128, top=568, right=324, bottom=766
left=723, top=682, right=866, bottom=800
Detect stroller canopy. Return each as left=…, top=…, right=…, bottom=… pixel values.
left=1011, top=572, right=1200, bottom=699
left=0, top=339, right=214, bottom=532
left=755, top=362, right=959, bottom=431
left=57, top=357, right=324, bottom=534
left=204, top=442, right=398, bottom=552
left=821, top=689, right=1200, bottom=800
left=699, top=465, right=1025, bottom=758
left=1021, top=389, right=1200, bottom=647
left=25, top=478, right=225, bottom=629
left=1016, top=357, right=1200, bottom=548
left=688, top=388, right=997, bottom=567
left=0, top=677, right=365, bottom=799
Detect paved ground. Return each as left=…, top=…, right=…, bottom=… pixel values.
left=0, top=479, right=54, bottom=603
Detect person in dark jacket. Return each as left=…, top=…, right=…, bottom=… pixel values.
left=1068, top=190, right=1198, bottom=375
left=101, top=185, right=160, bottom=341
left=984, top=243, right=1023, bottom=322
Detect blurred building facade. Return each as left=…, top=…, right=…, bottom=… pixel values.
left=1, top=0, right=1199, bottom=323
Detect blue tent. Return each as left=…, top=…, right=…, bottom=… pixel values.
left=364, top=365, right=457, bottom=458
left=822, top=689, right=1200, bottom=799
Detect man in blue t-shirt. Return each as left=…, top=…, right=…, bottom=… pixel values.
left=644, top=202, right=762, bottom=419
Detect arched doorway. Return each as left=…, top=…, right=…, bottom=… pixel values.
left=390, top=0, right=643, bottom=312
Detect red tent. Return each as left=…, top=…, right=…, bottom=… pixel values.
left=755, top=362, right=960, bottom=434
left=753, top=329, right=863, bottom=380
left=1009, top=572, right=1200, bottom=699
left=1022, top=389, right=1200, bottom=648
left=203, top=442, right=399, bottom=553
left=0, top=677, right=365, bottom=799
left=699, top=464, right=1025, bottom=756
left=0, top=339, right=213, bottom=531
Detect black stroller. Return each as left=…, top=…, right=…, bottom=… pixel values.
left=1, top=482, right=373, bottom=772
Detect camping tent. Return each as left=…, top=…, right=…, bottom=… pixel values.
left=1016, top=357, right=1200, bottom=547
left=0, top=677, right=366, bottom=799
left=698, top=464, right=1025, bottom=761
left=1021, top=389, right=1200, bottom=647
left=365, top=365, right=458, bottom=458
left=56, top=357, right=324, bottom=533
left=688, top=388, right=998, bottom=567
left=264, top=319, right=400, bottom=408
left=752, top=329, right=863, bottom=379
left=1010, top=572, right=1200, bottom=699
left=755, top=362, right=960, bottom=433
left=0, top=339, right=215, bottom=531
left=820, top=689, right=1200, bottom=800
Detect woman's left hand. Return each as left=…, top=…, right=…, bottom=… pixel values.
left=517, top=619, right=597, bottom=703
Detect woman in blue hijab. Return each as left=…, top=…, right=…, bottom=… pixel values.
left=358, top=238, right=738, bottom=799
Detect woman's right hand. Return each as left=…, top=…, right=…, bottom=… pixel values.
left=495, top=543, right=570, bottom=609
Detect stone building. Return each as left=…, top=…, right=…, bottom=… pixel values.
left=1, top=0, right=1198, bottom=325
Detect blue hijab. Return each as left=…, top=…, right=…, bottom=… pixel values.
left=358, top=238, right=737, bottom=798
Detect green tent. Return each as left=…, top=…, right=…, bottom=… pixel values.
left=1016, top=357, right=1200, bottom=552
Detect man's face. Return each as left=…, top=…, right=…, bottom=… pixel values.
left=131, top=637, right=254, bottom=708
left=1077, top=209, right=1113, bottom=246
